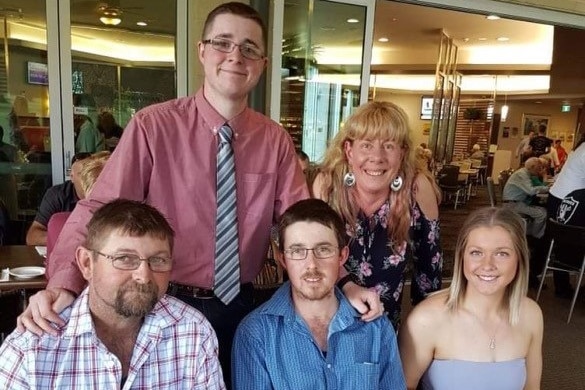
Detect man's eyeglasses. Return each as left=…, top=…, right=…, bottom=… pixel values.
left=202, top=38, right=264, bottom=60
left=283, top=245, right=338, bottom=261
left=92, top=250, right=173, bottom=272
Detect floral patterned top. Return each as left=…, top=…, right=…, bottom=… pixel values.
left=345, top=201, right=442, bottom=329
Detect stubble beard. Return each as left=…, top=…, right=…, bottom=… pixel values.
left=115, top=281, right=159, bottom=318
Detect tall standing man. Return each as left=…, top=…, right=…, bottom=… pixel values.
left=17, top=2, right=381, bottom=384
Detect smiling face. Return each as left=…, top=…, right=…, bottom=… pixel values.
left=198, top=13, right=267, bottom=108
left=279, top=221, right=348, bottom=303
left=463, top=226, right=519, bottom=297
left=345, top=138, right=404, bottom=197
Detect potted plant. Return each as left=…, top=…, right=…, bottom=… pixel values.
left=463, top=107, right=483, bottom=120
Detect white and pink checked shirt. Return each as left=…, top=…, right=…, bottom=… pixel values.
left=0, top=289, right=225, bottom=389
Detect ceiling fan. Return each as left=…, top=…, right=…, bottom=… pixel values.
left=72, top=1, right=144, bottom=27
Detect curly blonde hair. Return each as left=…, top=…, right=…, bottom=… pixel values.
left=317, top=101, right=415, bottom=249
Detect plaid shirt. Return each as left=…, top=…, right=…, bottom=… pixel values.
left=0, top=289, right=225, bottom=389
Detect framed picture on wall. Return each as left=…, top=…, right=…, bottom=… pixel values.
left=521, top=113, right=550, bottom=135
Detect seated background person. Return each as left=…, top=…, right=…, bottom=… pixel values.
left=232, top=199, right=405, bottom=390
left=502, top=157, right=548, bottom=239
left=46, top=151, right=111, bottom=272
left=0, top=199, right=224, bottom=389
left=25, top=152, right=91, bottom=246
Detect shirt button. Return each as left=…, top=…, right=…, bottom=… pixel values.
left=327, top=364, right=332, bottom=369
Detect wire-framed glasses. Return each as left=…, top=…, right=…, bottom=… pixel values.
left=283, top=245, right=338, bottom=260
left=202, top=37, right=264, bottom=60
left=92, top=250, right=173, bottom=272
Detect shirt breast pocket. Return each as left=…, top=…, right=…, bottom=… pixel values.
left=241, top=172, right=276, bottom=217
left=344, top=362, right=380, bottom=389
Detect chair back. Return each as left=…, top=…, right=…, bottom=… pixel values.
left=486, top=177, right=497, bottom=207
left=470, top=159, right=483, bottom=168
left=547, top=218, right=585, bottom=248
left=438, top=165, right=461, bottom=187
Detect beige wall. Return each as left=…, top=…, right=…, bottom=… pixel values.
left=372, top=91, right=432, bottom=148
left=495, top=100, right=578, bottom=167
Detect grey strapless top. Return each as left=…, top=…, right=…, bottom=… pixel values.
left=420, top=358, right=526, bottom=390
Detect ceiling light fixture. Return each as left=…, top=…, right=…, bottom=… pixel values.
left=378, top=37, right=389, bottom=42
left=486, top=15, right=500, bottom=20
left=497, top=36, right=510, bottom=42
left=99, top=7, right=122, bottom=26
left=346, top=18, right=359, bottom=23
left=136, top=21, right=148, bottom=26
left=100, top=16, right=121, bottom=25
left=500, top=75, right=510, bottom=122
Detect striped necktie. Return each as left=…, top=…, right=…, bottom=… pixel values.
left=213, top=124, right=240, bottom=305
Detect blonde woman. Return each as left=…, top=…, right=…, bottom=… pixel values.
left=313, top=101, right=442, bottom=328
left=400, top=207, right=543, bottom=390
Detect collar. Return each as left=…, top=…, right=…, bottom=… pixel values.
left=195, top=88, right=251, bottom=140
left=260, top=281, right=361, bottom=331
left=61, top=288, right=183, bottom=339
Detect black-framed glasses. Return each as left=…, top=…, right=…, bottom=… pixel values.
left=92, top=250, right=173, bottom=272
left=283, top=245, right=339, bottom=260
left=202, top=37, right=264, bottom=60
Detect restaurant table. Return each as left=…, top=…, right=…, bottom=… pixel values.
left=0, top=246, right=47, bottom=310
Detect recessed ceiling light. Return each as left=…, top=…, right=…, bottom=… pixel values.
left=346, top=18, right=359, bottom=23
left=486, top=15, right=500, bottom=20
left=378, top=37, right=389, bottom=43
left=497, top=36, right=510, bottom=41
left=136, top=21, right=147, bottom=26
left=463, top=37, right=470, bottom=42
left=478, top=37, right=487, bottom=41
left=535, top=101, right=542, bottom=104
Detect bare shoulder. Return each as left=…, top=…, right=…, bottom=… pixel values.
left=405, top=289, right=450, bottom=328
left=312, top=172, right=327, bottom=201
left=519, top=297, right=543, bottom=330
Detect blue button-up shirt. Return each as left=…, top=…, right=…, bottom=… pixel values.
left=232, top=282, right=406, bottom=390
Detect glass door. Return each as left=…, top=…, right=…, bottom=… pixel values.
left=69, top=0, right=178, bottom=155
left=0, top=0, right=52, bottom=243
left=273, top=0, right=375, bottom=163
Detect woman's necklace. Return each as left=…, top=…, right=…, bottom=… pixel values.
left=467, top=309, right=504, bottom=350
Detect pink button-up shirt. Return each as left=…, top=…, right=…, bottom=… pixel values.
left=48, top=89, right=309, bottom=293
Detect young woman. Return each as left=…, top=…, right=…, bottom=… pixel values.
left=400, top=207, right=543, bottom=390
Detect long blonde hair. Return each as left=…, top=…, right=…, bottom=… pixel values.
left=317, top=101, right=415, bottom=248
left=446, top=207, right=530, bottom=325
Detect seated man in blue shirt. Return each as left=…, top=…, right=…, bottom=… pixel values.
left=232, top=199, right=405, bottom=390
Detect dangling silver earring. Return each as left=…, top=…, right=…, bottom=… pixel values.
left=343, top=172, right=356, bottom=187
left=391, top=176, right=403, bottom=192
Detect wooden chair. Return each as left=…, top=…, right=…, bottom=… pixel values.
left=536, top=219, right=585, bottom=323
